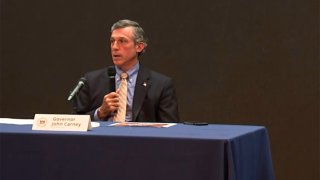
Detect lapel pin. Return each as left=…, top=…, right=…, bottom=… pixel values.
left=143, top=82, right=147, bottom=87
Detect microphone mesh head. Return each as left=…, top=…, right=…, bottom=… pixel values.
left=79, top=77, right=87, bottom=84
left=108, top=66, right=116, bottom=76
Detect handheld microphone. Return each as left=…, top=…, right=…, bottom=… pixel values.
left=67, top=77, right=87, bottom=101
left=108, top=66, right=116, bottom=92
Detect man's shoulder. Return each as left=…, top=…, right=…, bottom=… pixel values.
left=141, top=66, right=171, bottom=80
left=140, top=66, right=173, bottom=85
left=85, top=67, right=108, bottom=76
left=150, top=70, right=171, bottom=81
left=83, top=67, right=109, bottom=82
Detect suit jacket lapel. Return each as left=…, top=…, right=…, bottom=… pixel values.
left=132, top=66, right=150, bottom=121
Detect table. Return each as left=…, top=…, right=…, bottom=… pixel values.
left=0, top=119, right=274, bottom=180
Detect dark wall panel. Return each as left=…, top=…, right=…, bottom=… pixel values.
left=1, top=0, right=318, bottom=179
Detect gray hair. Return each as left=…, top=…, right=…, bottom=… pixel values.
left=111, top=19, right=148, bottom=55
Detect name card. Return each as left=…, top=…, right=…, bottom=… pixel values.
left=32, top=114, right=92, bottom=132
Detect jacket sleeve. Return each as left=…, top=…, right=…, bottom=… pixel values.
left=157, top=78, right=180, bottom=122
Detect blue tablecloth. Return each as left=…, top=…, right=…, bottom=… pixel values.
left=0, top=122, right=274, bottom=180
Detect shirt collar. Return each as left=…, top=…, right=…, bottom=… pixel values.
left=115, top=63, right=140, bottom=82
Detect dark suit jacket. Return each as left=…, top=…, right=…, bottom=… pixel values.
left=72, top=64, right=180, bottom=122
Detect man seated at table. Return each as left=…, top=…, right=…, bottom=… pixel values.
left=72, top=19, right=180, bottom=123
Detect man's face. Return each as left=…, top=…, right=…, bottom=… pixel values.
left=110, top=27, right=144, bottom=71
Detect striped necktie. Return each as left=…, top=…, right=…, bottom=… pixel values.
left=113, top=72, right=128, bottom=122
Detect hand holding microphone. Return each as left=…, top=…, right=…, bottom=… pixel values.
left=97, top=66, right=119, bottom=119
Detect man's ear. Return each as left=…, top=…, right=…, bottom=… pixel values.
left=136, top=42, right=145, bottom=53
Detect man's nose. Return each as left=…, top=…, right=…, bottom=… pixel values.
left=111, top=41, right=119, bottom=50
